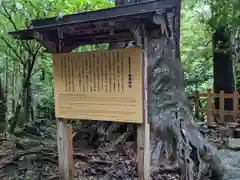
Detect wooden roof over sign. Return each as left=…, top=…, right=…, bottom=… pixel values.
left=8, top=0, right=177, bottom=52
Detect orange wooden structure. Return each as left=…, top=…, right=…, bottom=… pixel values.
left=188, top=89, right=240, bottom=124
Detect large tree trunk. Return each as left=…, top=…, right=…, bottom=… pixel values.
left=213, top=29, right=234, bottom=112
left=148, top=35, right=224, bottom=180
left=113, top=0, right=224, bottom=179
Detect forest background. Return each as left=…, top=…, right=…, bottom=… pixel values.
left=0, top=0, right=239, bottom=142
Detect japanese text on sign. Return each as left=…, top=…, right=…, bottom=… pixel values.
left=53, top=48, right=143, bottom=123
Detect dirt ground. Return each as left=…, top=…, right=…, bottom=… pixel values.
left=0, top=122, right=239, bottom=180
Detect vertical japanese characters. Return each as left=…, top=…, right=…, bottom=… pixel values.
left=59, top=50, right=133, bottom=93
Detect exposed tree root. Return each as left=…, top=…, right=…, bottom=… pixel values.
left=102, top=124, right=134, bottom=152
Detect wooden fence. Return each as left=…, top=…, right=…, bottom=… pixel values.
left=188, top=89, right=240, bottom=124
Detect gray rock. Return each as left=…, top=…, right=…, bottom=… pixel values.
left=216, top=149, right=240, bottom=180
left=227, top=138, right=240, bottom=150
left=219, top=127, right=234, bottom=137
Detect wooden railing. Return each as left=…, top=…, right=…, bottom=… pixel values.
left=188, top=89, right=240, bottom=124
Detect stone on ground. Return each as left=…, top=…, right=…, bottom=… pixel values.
left=217, top=149, right=240, bottom=180
left=227, top=138, right=240, bottom=150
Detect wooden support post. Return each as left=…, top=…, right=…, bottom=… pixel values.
left=219, top=91, right=224, bottom=122
left=137, top=30, right=150, bottom=180
left=233, top=91, right=239, bottom=121
left=137, top=124, right=150, bottom=179
left=57, top=119, right=73, bottom=180
left=195, top=91, right=200, bottom=119
left=137, top=125, right=144, bottom=178
left=67, top=124, right=73, bottom=179
left=207, top=89, right=213, bottom=125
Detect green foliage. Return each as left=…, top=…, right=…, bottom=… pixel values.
left=181, top=1, right=213, bottom=93
left=0, top=0, right=113, bottom=129
left=0, top=0, right=238, bottom=126
left=188, top=0, right=240, bottom=33
left=206, top=0, right=240, bottom=32
left=29, top=0, right=112, bottom=119
left=181, top=0, right=240, bottom=93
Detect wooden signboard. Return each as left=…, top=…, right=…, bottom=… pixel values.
left=53, top=48, right=143, bottom=123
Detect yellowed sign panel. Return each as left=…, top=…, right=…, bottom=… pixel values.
left=53, top=48, right=143, bottom=123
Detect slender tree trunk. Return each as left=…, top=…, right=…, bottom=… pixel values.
left=23, top=60, right=31, bottom=122
left=9, top=58, right=35, bottom=133
left=0, top=56, right=9, bottom=133
left=22, top=57, right=35, bottom=123
left=12, top=61, right=16, bottom=114
left=5, top=56, right=8, bottom=109
left=0, top=78, right=7, bottom=133
left=23, top=82, right=32, bottom=122
left=9, top=76, right=29, bottom=133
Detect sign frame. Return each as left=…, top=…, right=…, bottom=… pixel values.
left=52, top=48, right=144, bottom=123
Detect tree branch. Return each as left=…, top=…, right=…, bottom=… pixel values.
left=34, top=43, right=42, bottom=56
left=0, top=36, right=24, bottom=64
left=21, top=0, right=40, bottom=19
left=1, top=2, right=34, bottom=54
left=1, top=3, right=18, bottom=31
